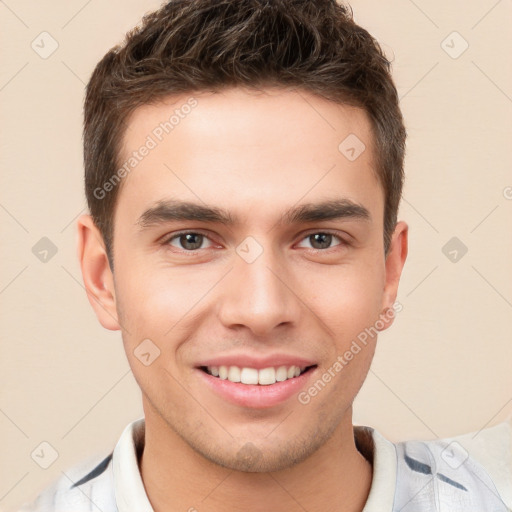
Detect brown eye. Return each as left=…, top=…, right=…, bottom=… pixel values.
left=310, top=233, right=332, bottom=249
left=167, top=232, right=211, bottom=251
left=297, top=232, right=343, bottom=250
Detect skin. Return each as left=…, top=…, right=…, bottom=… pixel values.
left=77, top=87, right=408, bottom=512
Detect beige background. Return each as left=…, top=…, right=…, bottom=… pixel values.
left=1, top=0, right=511, bottom=510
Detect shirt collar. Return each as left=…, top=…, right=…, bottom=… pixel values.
left=354, top=425, right=398, bottom=511
left=113, top=417, right=154, bottom=512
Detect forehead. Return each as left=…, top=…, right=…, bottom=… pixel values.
left=115, top=87, right=382, bottom=227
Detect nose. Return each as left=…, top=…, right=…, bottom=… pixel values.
left=217, top=242, right=302, bottom=338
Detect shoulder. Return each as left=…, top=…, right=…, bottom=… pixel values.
left=393, top=418, right=512, bottom=512
left=18, top=451, right=117, bottom=512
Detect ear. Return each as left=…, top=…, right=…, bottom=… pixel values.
left=76, top=214, right=120, bottom=331
left=378, top=220, right=408, bottom=331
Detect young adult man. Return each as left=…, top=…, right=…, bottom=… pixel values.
left=21, top=0, right=512, bottom=510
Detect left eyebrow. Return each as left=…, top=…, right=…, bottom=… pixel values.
left=281, top=199, right=371, bottom=224
left=136, top=198, right=371, bottom=230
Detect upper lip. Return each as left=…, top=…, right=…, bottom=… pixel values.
left=196, top=353, right=317, bottom=370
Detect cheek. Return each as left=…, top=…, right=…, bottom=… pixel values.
left=304, top=272, right=382, bottom=410
left=114, top=264, right=217, bottom=377
left=115, top=274, right=187, bottom=396
left=316, top=264, right=384, bottom=395
left=312, top=266, right=384, bottom=339
left=115, top=259, right=202, bottom=331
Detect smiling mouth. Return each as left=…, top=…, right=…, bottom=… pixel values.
left=199, top=365, right=317, bottom=385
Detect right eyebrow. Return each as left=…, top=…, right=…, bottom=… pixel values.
left=137, top=200, right=236, bottom=229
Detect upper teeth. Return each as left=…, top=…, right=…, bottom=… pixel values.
left=207, top=365, right=305, bottom=385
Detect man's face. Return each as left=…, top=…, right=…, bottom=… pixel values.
left=96, top=88, right=405, bottom=471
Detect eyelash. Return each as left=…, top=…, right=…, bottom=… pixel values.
left=161, top=230, right=349, bottom=254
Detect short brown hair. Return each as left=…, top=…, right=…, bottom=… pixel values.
left=84, top=0, right=406, bottom=270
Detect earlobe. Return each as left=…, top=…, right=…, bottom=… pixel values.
left=378, top=221, right=408, bottom=331
left=76, top=214, right=120, bottom=331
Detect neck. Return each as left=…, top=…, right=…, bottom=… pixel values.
left=140, top=410, right=373, bottom=512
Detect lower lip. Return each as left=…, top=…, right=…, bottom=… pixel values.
left=196, top=367, right=317, bottom=409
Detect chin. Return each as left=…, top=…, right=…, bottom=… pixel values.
left=192, top=432, right=328, bottom=473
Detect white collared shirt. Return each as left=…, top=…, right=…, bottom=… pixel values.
left=20, top=416, right=512, bottom=511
